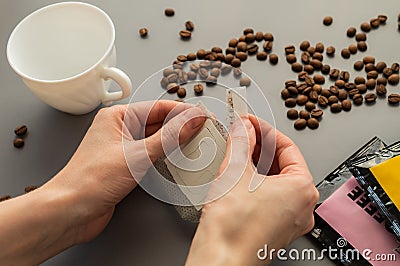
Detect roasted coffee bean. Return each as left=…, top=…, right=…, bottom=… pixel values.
left=269, top=54, right=279, bottom=64
left=307, top=118, right=319, bottom=129
left=187, top=71, right=197, bottom=80
left=329, top=68, right=340, bottom=79
left=344, top=82, right=356, bottom=91
left=342, top=99, right=352, bottom=111
left=318, top=96, right=329, bottom=107
left=285, top=98, right=297, bottom=108
left=236, top=52, right=248, bottom=61
left=298, top=71, right=308, bottom=81
left=341, top=48, right=350, bottom=59
left=300, top=40, right=311, bottom=51
left=176, top=87, right=186, bottom=98
left=329, top=85, right=339, bottom=95
left=301, top=52, right=311, bottom=64
left=305, top=102, right=316, bottom=111
left=255, top=32, right=264, bottom=42
left=348, top=88, right=360, bottom=99
left=210, top=68, right=221, bottom=78
left=335, top=79, right=346, bottom=88
left=388, top=74, right=400, bottom=85
left=226, top=47, right=236, bottom=55
left=347, top=27, right=357, bottom=37
left=305, top=76, right=315, bottom=86
left=199, top=60, right=211, bottom=68
left=167, top=73, right=178, bottom=83
left=220, top=65, right=231, bottom=76
left=365, top=92, right=377, bottom=103
left=313, top=84, right=322, bottom=94
left=367, top=71, right=378, bottom=80
left=378, top=15, right=388, bottom=24
left=323, top=16, right=333, bottom=26
left=178, top=71, right=188, bottom=84
left=356, top=84, right=367, bottom=94
left=285, top=80, right=297, bottom=88
left=302, top=65, right=313, bottom=75
left=311, top=109, right=323, bottom=119
left=365, top=63, right=376, bottom=73
left=237, top=42, right=247, bottom=52
left=14, top=125, right=27, bottom=136
left=339, top=71, right=350, bottom=82
left=360, top=22, right=371, bottom=32
left=388, top=93, right=400, bottom=104
left=376, top=84, right=387, bottom=96
left=281, top=89, right=291, bottom=99
left=160, top=77, right=169, bottom=88
left=321, top=89, right=331, bottom=98
left=256, top=51, right=267, bottom=61
left=313, top=74, right=325, bottom=84
left=330, top=103, right=342, bottom=113
left=288, top=87, right=298, bottom=96
left=243, top=28, right=254, bottom=35
left=357, top=41, right=367, bottom=52
left=240, top=77, right=251, bottom=87
left=294, top=119, right=307, bottom=130
left=363, top=56, right=375, bottom=65
left=187, top=53, right=197, bottom=61
left=224, top=54, right=235, bottom=64
left=286, top=54, right=297, bottom=64
left=198, top=68, right=209, bottom=79
left=238, top=35, right=246, bottom=42
left=205, top=76, right=217, bottom=86
left=353, top=94, right=364, bottom=105
left=321, top=64, right=330, bottom=75
left=375, top=62, right=387, bottom=73
left=315, top=43, right=324, bottom=53
left=310, top=59, right=322, bottom=70
left=229, top=38, right=238, bottom=47
left=264, top=32, right=274, bottom=41
left=285, top=45, right=295, bottom=54
left=370, top=18, right=380, bottom=28
left=216, top=53, right=225, bottom=61
left=356, top=32, right=367, bottom=42
left=296, top=95, right=308, bottom=105
left=354, top=61, right=364, bottom=71
left=245, top=33, right=256, bottom=43
left=291, top=62, right=303, bottom=73
left=299, top=110, right=310, bottom=120
left=139, top=28, right=148, bottom=38
left=366, top=79, right=376, bottom=89
left=391, top=63, right=400, bottom=73
left=287, top=109, right=299, bottom=120
left=0, top=195, right=11, bottom=202
left=307, top=46, right=316, bottom=55
left=179, top=30, right=191, bottom=39
left=164, top=8, right=175, bottom=16
left=296, top=83, right=307, bottom=93
left=204, top=52, right=217, bottom=61
left=184, top=20, right=195, bottom=32
left=354, top=76, right=366, bottom=85
left=383, top=67, right=393, bottom=78
left=24, top=185, right=37, bottom=193
left=348, top=44, right=357, bottom=54
left=196, top=49, right=206, bottom=59
left=13, top=137, right=24, bottom=148
left=263, top=41, right=273, bottom=52
left=163, top=68, right=174, bottom=77
left=167, top=83, right=180, bottom=93
left=376, top=77, right=387, bottom=86
left=211, top=47, right=223, bottom=54
left=194, top=84, right=204, bottom=95
left=326, top=46, right=335, bottom=57
left=177, top=55, right=188, bottom=62
left=233, top=67, right=243, bottom=77
left=313, top=52, right=323, bottom=61
left=302, top=86, right=313, bottom=96
left=231, top=58, right=241, bottom=67
left=338, top=90, right=348, bottom=101
left=328, top=95, right=339, bottom=105
left=309, top=90, right=319, bottom=102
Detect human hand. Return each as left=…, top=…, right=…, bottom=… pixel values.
left=186, top=116, right=319, bottom=265
left=44, top=100, right=206, bottom=244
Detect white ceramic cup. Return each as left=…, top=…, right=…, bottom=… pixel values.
left=7, top=2, right=132, bottom=115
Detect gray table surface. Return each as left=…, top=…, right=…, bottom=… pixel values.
left=1, top=0, right=400, bottom=265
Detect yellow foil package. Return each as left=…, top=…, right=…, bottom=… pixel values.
left=370, top=156, right=400, bottom=210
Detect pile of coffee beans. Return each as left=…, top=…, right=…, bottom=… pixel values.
left=13, top=125, right=28, bottom=148
left=0, top=185, right=38, bottom=203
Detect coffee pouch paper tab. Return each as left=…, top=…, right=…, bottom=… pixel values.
left=370, top=156, right=400, bottom=210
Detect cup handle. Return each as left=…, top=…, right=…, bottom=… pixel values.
left=101, top=67, right=132, bottom=105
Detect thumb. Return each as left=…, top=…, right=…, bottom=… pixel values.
left=145, top=106, right=206, bottom=163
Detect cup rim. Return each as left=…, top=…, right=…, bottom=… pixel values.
left=6, top=1, right=116, bottom=84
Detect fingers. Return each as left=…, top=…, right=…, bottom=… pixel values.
left=143, top=106, right=206, bottom=163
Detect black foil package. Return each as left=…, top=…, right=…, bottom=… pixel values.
left=347, top=141, right=400, bottom=242
left=309, top=137, right=387, bottom=266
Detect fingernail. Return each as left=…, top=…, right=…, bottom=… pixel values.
left=185, top=107, right=205, bottom=129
